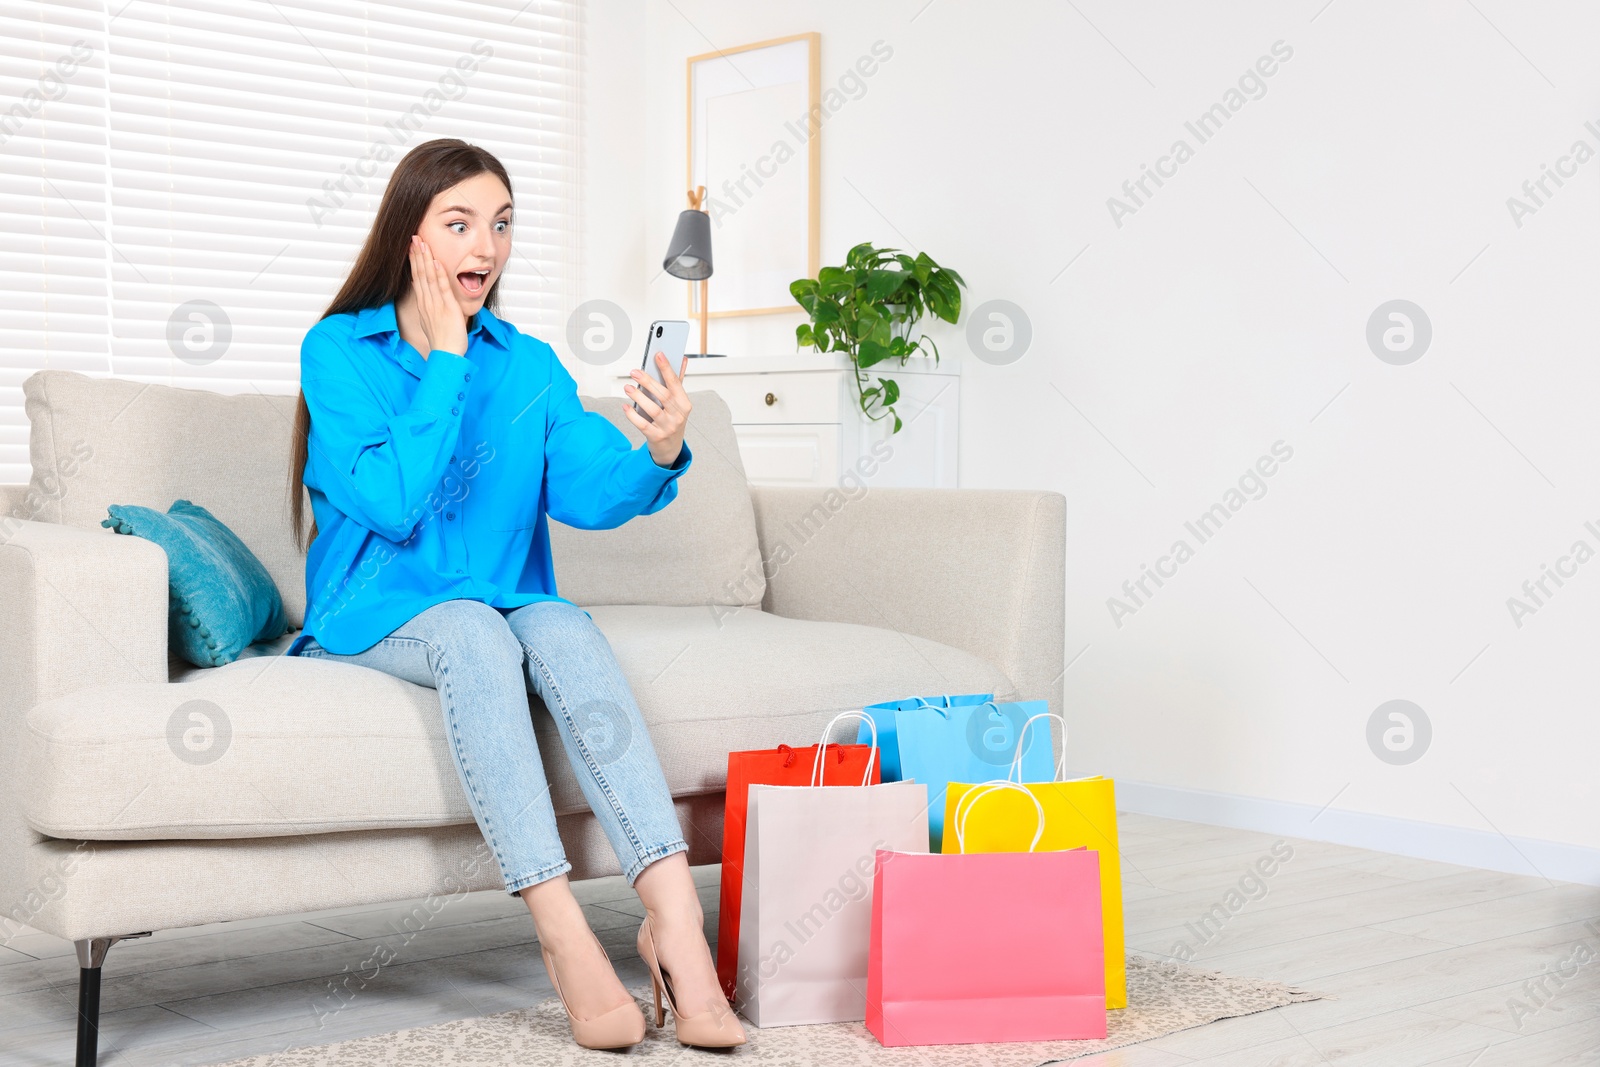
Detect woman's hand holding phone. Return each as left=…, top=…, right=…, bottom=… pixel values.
left=624, top=353, right=692, bottom=468
left=409, top=234, right=468, bottom=357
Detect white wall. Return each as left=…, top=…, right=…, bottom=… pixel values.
left=596, top=0, right=1600, bottom=875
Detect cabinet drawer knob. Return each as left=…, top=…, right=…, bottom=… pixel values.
left=764, top=392, right=777, bottom=406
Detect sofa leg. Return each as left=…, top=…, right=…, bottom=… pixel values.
left=75, top=958, right=100, bottom=1067
left=73, top=933, right=151, bottom=1067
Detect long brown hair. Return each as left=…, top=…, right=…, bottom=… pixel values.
left=288, top=138, right=513, bottom=552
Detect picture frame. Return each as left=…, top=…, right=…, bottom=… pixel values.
left=686, top=32, right=820, bottom=319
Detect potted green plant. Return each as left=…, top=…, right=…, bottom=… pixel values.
left=790, top=241, right=965, bottom=433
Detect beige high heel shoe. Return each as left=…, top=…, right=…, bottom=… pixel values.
left=636, top=914, right=747, bottom=1047
left=539, top=934, right=647, bottom=1050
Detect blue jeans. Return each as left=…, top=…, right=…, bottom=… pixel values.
left=295, top=598, right=688, bottom=894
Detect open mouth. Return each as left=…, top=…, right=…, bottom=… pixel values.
left=457, top=269, right=490, bottom=295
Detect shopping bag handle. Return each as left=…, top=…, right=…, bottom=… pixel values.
left=812, top=710, right=878, bottom=787
left=921, top=698, right=1002, bottom=722
left=951, top=779, right=1048, bottom=853
left=1006, top=712, right=1069, bottom=784
left=777, top=742, right=844, bottom=769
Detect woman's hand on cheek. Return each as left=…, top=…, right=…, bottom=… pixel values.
left=409, top=235, right=469, bottom=357
left=622, top=353, right=692, bottom=468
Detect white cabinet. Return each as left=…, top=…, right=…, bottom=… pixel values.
left=615, top=353, right=960, bottom=488
left=727, top=424, right=842, bottom=486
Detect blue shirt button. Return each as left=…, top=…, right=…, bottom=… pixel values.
left=457, top=392, right=464, bottom=400
left=464, top=373, right=471, bottom=382
left=446, top=511, right=455, bottom=521
left=451, top=407, right=458, bottom=415
left=450, top=454, right=457, bottom=463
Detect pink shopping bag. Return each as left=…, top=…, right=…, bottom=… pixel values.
left=866, top=781, right=1107, bottom=1046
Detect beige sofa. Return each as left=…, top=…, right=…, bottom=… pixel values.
left=0, top=369, right=1064, bottom=1064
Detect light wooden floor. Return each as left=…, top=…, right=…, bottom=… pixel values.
left=1, top=815, right=1596, bottom=1066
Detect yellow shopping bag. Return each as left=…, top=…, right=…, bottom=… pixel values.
left=943, top=712, right=1126, bottom=1009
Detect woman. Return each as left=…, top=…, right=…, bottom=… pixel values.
left=282, top=138, right=744, bottom=1051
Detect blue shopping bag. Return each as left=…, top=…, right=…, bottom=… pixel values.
left=891, top=700, right=1056, bottom=851
left=856, top=693, right=994, bottom=782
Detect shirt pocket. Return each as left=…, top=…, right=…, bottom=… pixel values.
left=484, top=411, right=545, bottom=531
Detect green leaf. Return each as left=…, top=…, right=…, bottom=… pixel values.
left=865, top=269, right=906, bottom=303
left=819, top=275, right=854, bottom=299
left=891, top=411, right=903, bottom=434
left=857, top=338, right=891, bottom=368
left=926, top=274, right=961, bottom=322
left=795, top=324, right=814, bottom=347
left=811, top=301, right=841, bottom=326
left=880, top=377, right=900, bottom=406
left=790, top=281, right=817, bottom=315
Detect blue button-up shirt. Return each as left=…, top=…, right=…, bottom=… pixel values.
left=285, top=300, right=691, bottom=656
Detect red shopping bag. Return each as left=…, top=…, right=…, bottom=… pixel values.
left=715, top=735, right=880, bottom=1000
left=867, top=782, right=1107, bottom=1046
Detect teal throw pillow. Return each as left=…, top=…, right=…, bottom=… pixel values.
left=102, top=499, right=287, bottom=668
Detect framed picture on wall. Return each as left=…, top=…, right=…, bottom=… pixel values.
left=687, top=32, right=820, bottom=319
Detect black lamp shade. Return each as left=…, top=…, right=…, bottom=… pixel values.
left=663, top=208, right=713, bottom=280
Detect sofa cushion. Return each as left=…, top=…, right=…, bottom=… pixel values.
left=103, top=499, right=288, bottom=667
left=24, top=370, right=310, bottom=629
left=22, top=607, right=1016, bottom=840
left=549, top=392, right=764, bottom=609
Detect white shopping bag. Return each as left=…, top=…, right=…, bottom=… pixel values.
left=734, top=711, right=930, bottom=1027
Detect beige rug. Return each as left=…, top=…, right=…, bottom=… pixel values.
left=210, top=956, right=1324, bottom=1066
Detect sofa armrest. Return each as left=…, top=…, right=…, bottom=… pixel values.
left=748, top=486, right=1066, bottom=717
left=0, top=519, right=169, bottom=919
left=0, top=519, right=169, bottom=719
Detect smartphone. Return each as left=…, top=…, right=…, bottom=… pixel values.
left=635, top=320, right=689, bottom=422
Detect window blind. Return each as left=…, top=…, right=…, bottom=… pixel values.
left=0, top=0, right=579, bottom=485
left=1, top=0, right=107, bottom=485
